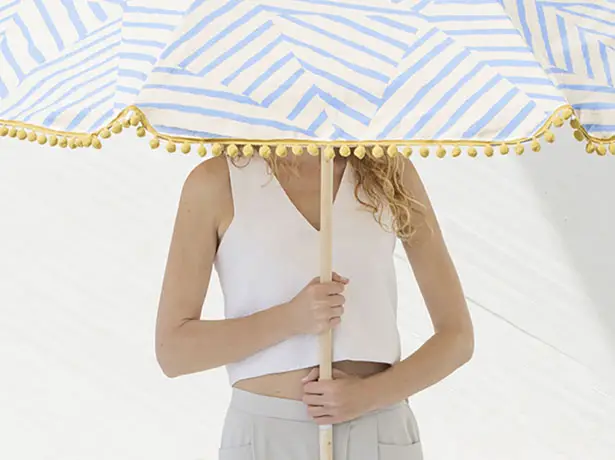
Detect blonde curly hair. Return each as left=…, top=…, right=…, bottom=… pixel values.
left=230, top=147, right=428, bottom=244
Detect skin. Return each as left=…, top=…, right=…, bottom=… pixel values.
left=155, top=153, right=473, bottom=425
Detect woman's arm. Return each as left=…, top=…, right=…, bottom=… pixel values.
left=362, top=159, right=474, bottom=410
left=155, top=158, right=296, bottom=378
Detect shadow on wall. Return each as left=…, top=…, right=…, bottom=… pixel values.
left=519, top=130, right=615, bottom=369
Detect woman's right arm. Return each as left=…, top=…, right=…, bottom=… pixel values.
left=155, top=158, right=294, bottom=378
left=154, top=158, right=346, bottom=378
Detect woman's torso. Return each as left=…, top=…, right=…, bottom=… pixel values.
left=214, top=154, right=400, bottom=400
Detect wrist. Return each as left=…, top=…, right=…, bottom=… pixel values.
left=271, top=301, right=299, bottom=338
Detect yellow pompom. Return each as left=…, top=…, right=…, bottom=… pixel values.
left=100, top=128, right=111, bottom=139
left=212, top=143, right=224, bottom=156
left=242, top=145, right=254, bottom=157
left=436, top=145, right=446, bottom=158
left=259, top=145, right=271, bottom=158
left=49, top=135, right=58, bottom=147
left=198, top=144, right=207, bottom=157
left=17, top=129, right=27, bottom=140
left=228, top=144, right=239, bottom=157
left=27, top=131, right=37, bottom=142
left=150, top=138, right=160, bottom=149
left=59, top=137, right=68, bottom=148
left=419, top=146, right=429, bottom=158
left=597, top=144, right=607, bottom=156
left=136, top=127, right=146, bottom=137
left=372, top=145, right=384, bottom=158
left=92, top=137, right=102, bottom=149
left=83, top=136, right=92, bottom=148
left=69, top=138, right=77, bottom=149
left=544, top=130, right=555, bottom=143
left=0, top=125, right=8, bottom=136
left=181, top=142, right=191, bottom=154
left=275, top=145, right=287, bottom=157
left=402, top=146, right=412, bottom=158
left=610, top=143, right=615, bottom=155
left=167, top=141, right=177, bottom=153
left=484, top=145, right=494, bottom=157
left=340, top=145, right=351, bottom=157
left=573, top=130, right=584, bottom=142
left=553, top=117, right=564, bottom=128
left=387, top=144, right=399, bottom=157
left=9, top=127, right=17, bottom=137
left=112, top=122, right=123, bottom=134
left=354, top=145, right=366, bottom=159
left=586, top=143, right=595, bottom=154
left=452, top=146, right=462, bottom=157
left=292, top=145, right=304, bottom=156
left=468, top=147, right=478, bottom=157
left=500, top=143, right=509, bottom=155
left=130, top=114, right=141, bottom=126
left=324, top=146, right=336, bottom=160
left=76, top=137, right=84, bottom=148
left=37, top=134, right=47, bottom=145
left=122, top=119, right=131, bottom=128
left=515, top=143, right=524, bottom=155
left=531, top=139, right=541, bottom=152
left=570, top=118, right=581, bottom=130
left=562, top=107, right=573, bottom=120
left=308, top=144, right=319, bottom=156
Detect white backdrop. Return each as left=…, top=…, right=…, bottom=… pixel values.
left=1, top=129, right=614, bottom=460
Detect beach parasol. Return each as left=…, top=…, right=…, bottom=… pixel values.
left=1, top=1, right=614, bottom=459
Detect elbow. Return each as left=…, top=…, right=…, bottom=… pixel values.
left=155, top=337, right=182, bottom=379
left=457, top=325, right=475, bottom=365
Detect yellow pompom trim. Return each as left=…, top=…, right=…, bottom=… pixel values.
left=436, top=145, right=446, bottom=158
left=451, top=146, right=461, bottom=157
left=181, top=142, right=191, bottom=154
left=402, top=146, right=412, bottom=158
left=150, top=138, right=160, bottom=149
left=531, top=139, right=541, bottom=152
left=228, top=144, right=239, bottom=157
left=212, top=143, right=224, bottom=156
left=275, top=145, right=287, bottom=157
left=198, top=144, right=207, bottom=157
left=372, top=145, right=384, bottom=158
left=308, top=145, right=319, bottom=156
left=354, top=145, right=366, bottom=159
left=167, top=141, right=177, bottom=153
left=468, top=147, right=477, bottom=157
left=292, top=145, right=304, bottom=156
left=259, top=145, right=271, bottom=158
left=324, top=146, right=336, bottom=160
left=243, top=144, right=254, bottom=157
left=419, top=146, right=429, bottom=158
left=484, top=145, right=494, bottom=157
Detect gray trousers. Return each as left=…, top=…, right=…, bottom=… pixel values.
left=219, top=388, right=423, bottom=460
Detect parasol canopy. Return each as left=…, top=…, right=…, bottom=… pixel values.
left=0, top=0, right=614, bottom=158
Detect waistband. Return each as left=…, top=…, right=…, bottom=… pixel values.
left=229, top=387, right=407, bottom=422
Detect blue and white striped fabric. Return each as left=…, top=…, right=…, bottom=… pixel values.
left=0, top=0, right=613, bottom=142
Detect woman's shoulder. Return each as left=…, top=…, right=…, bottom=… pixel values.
left=181, top=156, right=232, bottom=215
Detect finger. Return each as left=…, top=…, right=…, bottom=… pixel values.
left=307, top=405, right=330, bottom=418
left=318, top=282, right=345, bottom=295
left=325, top=295, right=345, bottom=308
left=302, top=393, right=326, bottom=406
left=332, top=272, right=349, bottom=284
left=313, top=415, right=337, bottom=426
left=303, top=381, right=328, bottom=394
left=328, top=306, right=344, bottom=319
left=301, top=367, right=319, bottom=383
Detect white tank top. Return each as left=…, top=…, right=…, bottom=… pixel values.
left=214, top=155, right=401, bottom=386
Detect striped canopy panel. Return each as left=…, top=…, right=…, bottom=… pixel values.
left=0, top=0, right=613, bottom=147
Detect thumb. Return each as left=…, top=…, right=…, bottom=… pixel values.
left=302, top=367, right=319, bottom=383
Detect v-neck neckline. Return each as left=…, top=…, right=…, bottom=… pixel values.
left=269, top=158, right=349, bottom=233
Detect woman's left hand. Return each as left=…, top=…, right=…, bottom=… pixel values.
left=301, top=367, right=373, bottom=425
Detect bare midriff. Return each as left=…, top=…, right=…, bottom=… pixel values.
left=233, top=360, right=391, bottom=401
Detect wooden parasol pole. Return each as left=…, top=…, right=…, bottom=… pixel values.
left=319, top=149, right=334, bottom=460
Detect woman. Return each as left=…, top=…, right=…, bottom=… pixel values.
left=155, top=146, right=473, bottom=460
